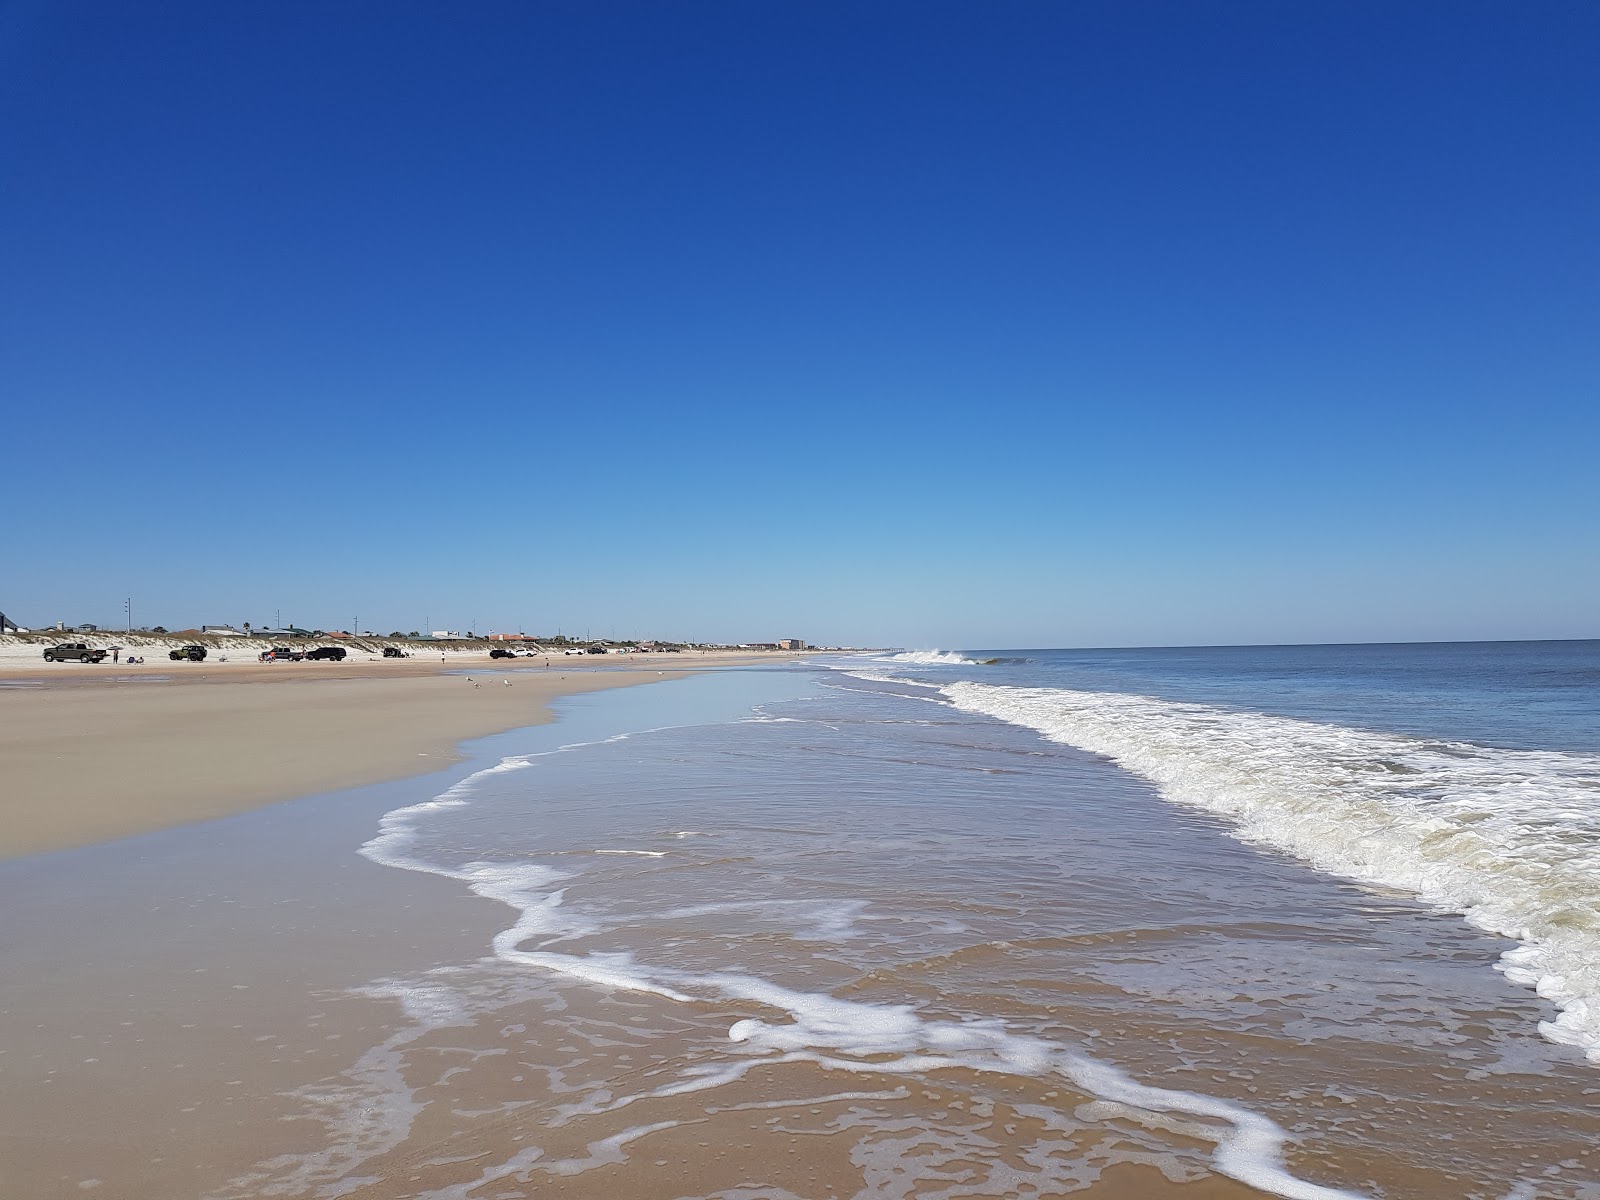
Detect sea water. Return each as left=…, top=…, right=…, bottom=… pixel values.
left=216, top=646, right=1600, bottom=1199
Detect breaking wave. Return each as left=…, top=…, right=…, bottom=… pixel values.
left=943, top=680, right=1600, bottom=1064
left=880, top=650, right=982, bottom=665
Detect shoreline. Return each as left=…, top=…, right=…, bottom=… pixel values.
left=0, top=650, right=808, bottom=860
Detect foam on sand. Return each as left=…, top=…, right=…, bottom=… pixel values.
left=353, top=748, right=1372, bottom=1199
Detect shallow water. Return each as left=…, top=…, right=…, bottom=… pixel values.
left=197, top=652, right=1600, bottom=1199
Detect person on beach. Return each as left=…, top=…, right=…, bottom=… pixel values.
left=112, top=648, right=119, bottom=664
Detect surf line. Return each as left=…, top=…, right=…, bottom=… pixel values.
left=361, top=748, right=1369, bottom=1200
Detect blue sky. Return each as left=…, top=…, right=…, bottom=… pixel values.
left=3, top=2, right=1595, bottom=648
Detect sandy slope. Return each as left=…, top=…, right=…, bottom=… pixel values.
left=0, top=651, right=801, bottom=859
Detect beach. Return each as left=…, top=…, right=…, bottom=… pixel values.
left=0, top=649, right=794, bottom=859
left=2, top=646, right=1598, bottom=1199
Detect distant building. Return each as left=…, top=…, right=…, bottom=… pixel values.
left=487, top=633, right=531, bottom=641
left=779, top=638, right=806, bottom=650
left=430, top=630, right=467, bottom=640
left=77, top=623, right=99, bottom=633
left=741, top=642, right=779, bottom=651
left=202, top=625, right=246, bottom=636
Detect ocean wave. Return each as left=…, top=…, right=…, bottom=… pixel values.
left=944, top=680, right=1600, bottom=1064
left=879, top=649, right=981, bottom=665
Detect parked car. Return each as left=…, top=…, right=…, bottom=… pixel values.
left=586, top=644, right=607, bottom=654
left=305, top=646, right=347, bottom=661
left=260, top=646, right=304, bottom=662
left=382, top=646, right=407, bottom=658
left=42, top=643, right=107, bottom=663
left=489, top=647, right=517, bottom=659
left=169, top=645, right=207, bottom=662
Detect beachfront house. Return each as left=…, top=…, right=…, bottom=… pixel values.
left=202, top=624, right=247, bottom=636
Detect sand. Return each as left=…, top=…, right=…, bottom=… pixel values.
left=0, top=651, right=800, bottom=860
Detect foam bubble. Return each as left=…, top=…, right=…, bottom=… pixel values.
left=341, top=699, right=1377, bottom=1199
left=945, top=680, right=1600, bottom=1064
left=879, top=649, right=980, bottom=665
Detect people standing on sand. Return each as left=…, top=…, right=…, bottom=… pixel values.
left=112, top=648, right=119, bottom=665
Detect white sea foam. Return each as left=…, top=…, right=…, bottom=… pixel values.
left=879, top=649, right=980, bottom=665
left=552, top=961, right=1360, bottom=1199
left=365, top=849, right=1366, bottom=1195
left=342, top=711, right=1375, bottom=1198
left=942, top=680, right=1600, bottom=1064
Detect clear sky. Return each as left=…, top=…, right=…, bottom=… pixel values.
left=3, top=2, right=1595, bottom=648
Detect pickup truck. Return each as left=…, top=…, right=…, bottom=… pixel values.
left=260, top=646, right=304, bottom=662
left=43, top=643, right=108, bottom=663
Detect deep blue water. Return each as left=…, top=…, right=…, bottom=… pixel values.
left=937, top=640, right=1600, bottom=753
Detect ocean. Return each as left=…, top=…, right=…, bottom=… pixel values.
left=180, top=641, right=1599, bottom=1200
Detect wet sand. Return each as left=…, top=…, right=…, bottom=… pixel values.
left=0, top=651, right=799, bottom=859
left=0, top=668, right=1269, bottom=1200
left=6, top=659, right=1594, bottom=1199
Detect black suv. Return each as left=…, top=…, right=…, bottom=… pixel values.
left=382, top=646, right=407, bottom=658
left=169, top=645, right=207, bottom=662
left=305, top=646, right=347, bottom=661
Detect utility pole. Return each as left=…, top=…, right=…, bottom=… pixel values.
left=124, top=597, right=131, bottom=633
